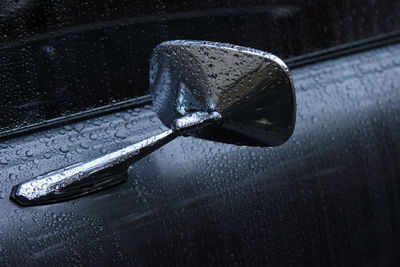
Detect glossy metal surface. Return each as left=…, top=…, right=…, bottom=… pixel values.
left=150, top=40, right=296, bottom=146
left=10, top=129, right=174, bottom=206
left=11, top=111, right=221, bottom=206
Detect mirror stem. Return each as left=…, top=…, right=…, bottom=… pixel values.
left=11, top=111, right=221, bottom=206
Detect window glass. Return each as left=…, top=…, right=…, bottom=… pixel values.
left=1, top=0, right=399, bottom=137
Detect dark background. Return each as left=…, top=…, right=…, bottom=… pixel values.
left=0, top=0, right=399, bottom=135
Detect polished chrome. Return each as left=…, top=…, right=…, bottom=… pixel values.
left=172, top=111, right=222, bottom=135
left=150, top=40, right=296, bottom=146
left=10, top=130, right=174, bottom=206
left=11, top=40, right=296, bottom=206
left=11, top=111, right=221, bottom=206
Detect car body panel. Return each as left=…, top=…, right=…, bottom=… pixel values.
left=1, top=42, right=400, bottom=265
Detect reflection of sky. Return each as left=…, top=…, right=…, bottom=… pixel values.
left=151, top=66, right=171, bottom=113
left=176, top=82, right=211, bottom=115
left=292, top=44, right=400, bottom=136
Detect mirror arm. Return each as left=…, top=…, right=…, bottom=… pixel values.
left=10, top=111, right=221, bottom=206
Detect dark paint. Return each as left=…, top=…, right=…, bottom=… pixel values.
left=1, top=0, right=400, bottom=136
left=1, top=43, right=400, bottom=265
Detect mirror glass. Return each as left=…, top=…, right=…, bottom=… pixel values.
left=150, top=40, right=296, bottom=146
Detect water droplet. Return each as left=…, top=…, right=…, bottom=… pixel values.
left=60, top=146, right=69, bottom=153
left=114, top=132, right=127, bottom=139
left=89, top=133, right=98, bottom=140
left=149, top=116, right=158, bottom=123
left=73, top=123, right=85, bottom=133
left=80, top=142, right=89, bottom=149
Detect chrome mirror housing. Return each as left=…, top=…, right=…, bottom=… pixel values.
left=150, top=40, right=296, bottom=146
left=11, top=40, right=296, bottom=206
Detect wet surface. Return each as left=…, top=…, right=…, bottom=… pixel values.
left=1, top=0, right=400, bottom=137
left=150, top=40, right=295, bottom=146
left=0, top=43, right=400, bottom=265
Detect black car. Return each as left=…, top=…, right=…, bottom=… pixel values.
left=1, top=0, right=400, bottom=265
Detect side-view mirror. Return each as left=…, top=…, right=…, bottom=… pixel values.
left=11, top=40, right=296, bottom=206
left=151, top=40, right=295, bottom=146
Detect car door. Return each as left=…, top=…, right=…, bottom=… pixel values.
left=1, top=0, right=400, bottom=266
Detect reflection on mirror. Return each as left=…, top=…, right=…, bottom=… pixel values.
left=151, top=40, right=296, bottom=146
left=11, top=40, right=296, bottom=206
